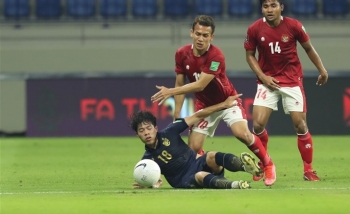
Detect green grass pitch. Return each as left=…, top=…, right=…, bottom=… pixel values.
left=1, top=136, right=350, bottom=214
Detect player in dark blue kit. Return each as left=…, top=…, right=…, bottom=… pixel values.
left=130, top=95, right=263, bottom=189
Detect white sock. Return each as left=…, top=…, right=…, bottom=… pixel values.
left=231, top=181, right=240, bottom=189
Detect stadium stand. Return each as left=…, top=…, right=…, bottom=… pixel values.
left=291, top=0, right=318, bottom=16
left=4, top=0, right=30, bottom=18
left=1, top=0, right=349, bottom=22
left=228, top=0, right=254, bottom=17
left=66, top=0, right=95, bottom=18
left=193, top=0, right=223, bottom=16
left=323, top=0, right=349, bottom=16
left=36, top=0, right=62, bottom=19
left=164, top=0, right=190, bottom=18
left=100, top=0, right=127, bottom=18
left=132, top=0, right=158, bottom=17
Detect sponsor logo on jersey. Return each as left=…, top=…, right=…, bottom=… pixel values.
left=282, top=34, right=289, bottom=42
left=162, top=138, right=170, bottom=146
left=209, top=61, right=220, bottom=72
left=343, top=88, right=350, bottom=126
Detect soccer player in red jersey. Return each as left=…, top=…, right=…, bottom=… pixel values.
left=244, top=0, right=328, bottom=181
left=151, top=15, right=276, bottom=186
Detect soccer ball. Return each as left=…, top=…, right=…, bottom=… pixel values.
left=133, top=159, right=161, bottom=187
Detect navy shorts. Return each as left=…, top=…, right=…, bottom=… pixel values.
left=178, top=153, right=224, bottom=188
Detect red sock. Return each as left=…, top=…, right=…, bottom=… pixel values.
left=297, top=132, right=313, bottom=172
left=248, top=135, right=271, bottom=166
left=254, top=129, right=269, bottom=150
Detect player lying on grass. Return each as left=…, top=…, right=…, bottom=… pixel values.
left=130, top=95, right=263, bottom=189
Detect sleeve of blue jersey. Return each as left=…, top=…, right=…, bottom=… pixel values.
left=163, top=118, right=189, bottom=134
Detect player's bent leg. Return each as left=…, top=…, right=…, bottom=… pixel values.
left=230, top=121, right=271, bottom=165
left=209, top=151, right=245, bottom=173
left=188, top=131, right=207, bottom=154
left=230, top=121, right=276, bottom=185
left=240, top=152, right=263, bottom=177
left=205, top=151, right=223, bottom=174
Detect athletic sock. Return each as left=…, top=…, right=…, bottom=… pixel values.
left=297, top=131, right=313, bottom=172
left=254, top=129, right=269, bottom=150
left=215, top=152, right=244, bottom=172
left=248, top=134, right=272, bottom=167
left=203, top=174, right=232, bottom=189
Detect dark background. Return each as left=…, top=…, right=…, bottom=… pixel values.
left=26, top=76, right=350, bottom=137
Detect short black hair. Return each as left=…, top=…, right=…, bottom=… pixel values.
left=260, top=0, right=284, bottom=6
left=192, top=15, right=216, bottom=34
left=130, top=111, right=157, bottom=132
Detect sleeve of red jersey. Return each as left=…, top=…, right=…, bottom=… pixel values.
left=244, top=26, right=257, bottom=51
left=201, top=53, right=225, bottom=75
left=174, top=49, right=184, bottom=74
left=294, top=21, right=310, bottom=43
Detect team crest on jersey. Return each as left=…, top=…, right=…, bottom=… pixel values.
left=281, top=34, right=289, bottom=42
left=162, top=138, right=170, bottom=146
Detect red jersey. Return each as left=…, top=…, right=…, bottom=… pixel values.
left=244, top=16, right=310, bottom=87
left=175, top=44, right=238, bottom=110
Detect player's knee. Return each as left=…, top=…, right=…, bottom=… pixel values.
left=294, top=120, right=308, bottom=133
left=188, top=138, right=200, bottom=151
left=253, top=121, right=265, bottom=134
left=235, top=132, right=253, bottom=145
left=188, top=136, right=204, bottom=152
left=206, top=151, right=216, bottom=162
left=188, top=143, right=201, bottom=152
left=194, top=172, right=207, bottom=186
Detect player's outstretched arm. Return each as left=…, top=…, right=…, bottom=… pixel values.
left=300, top=40, right=328, bottom=86
left=132, top=178, right=163, bottom=189
left=184, top=94, right=242, bottom=126
left=151, top=73, right=215, bottom=105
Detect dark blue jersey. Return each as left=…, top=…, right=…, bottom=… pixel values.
left=141, top=118, right=197, bottom=187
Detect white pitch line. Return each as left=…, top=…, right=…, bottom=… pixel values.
left=1, top=187, right=350, bottom=195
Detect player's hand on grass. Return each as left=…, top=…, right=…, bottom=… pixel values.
left=151, top=85, right=171, bottom=105
left=151, top=178, right=163, bottom=188
left=223, top=94, right=242, bottom=108
left=316, top=71, right=328, bottom=86
left=132, top=179, right=163, bottom=189
left=261, top=76, right=280, bottom=91
left=132, top=182, right=149, bottom=189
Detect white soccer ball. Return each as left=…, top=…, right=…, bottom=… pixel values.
left=133, top=159, right=161, bottom=187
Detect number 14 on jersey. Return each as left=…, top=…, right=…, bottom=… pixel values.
left=269, top=42, right=281, bottom=54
